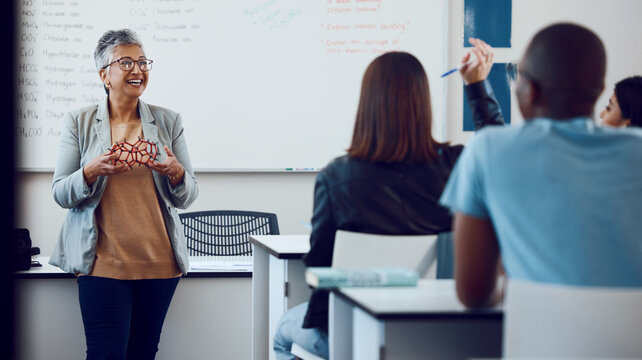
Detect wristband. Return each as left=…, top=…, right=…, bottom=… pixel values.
left=169, top=168, right=184, bottom=181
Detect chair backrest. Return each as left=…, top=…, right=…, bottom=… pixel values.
left=178, top=210, right=279, bottom=256
left=503, top=279, right=642, bottom=358
left=332, top=230, right=438, bottom=279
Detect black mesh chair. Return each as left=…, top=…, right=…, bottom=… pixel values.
left=178, top=210, right=279, bottom=256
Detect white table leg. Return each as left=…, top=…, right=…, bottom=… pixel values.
left=329, top=292, right=354, bottom=360
left=252, top=245, right=270, bottom=360
left=353, top=307, right=383, bottom=360
left=267, top=255, right=286, bottom=360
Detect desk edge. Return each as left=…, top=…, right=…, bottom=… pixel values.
left=249, top=235, right=308, bottom=260
left=16, top=271, right=253, bottom=279
left=331, top=288, right=503, bottom=321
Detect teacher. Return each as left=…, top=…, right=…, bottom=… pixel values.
left=49, top=29, right=199, bottom=360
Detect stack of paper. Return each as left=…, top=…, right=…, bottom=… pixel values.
left=189, top=260, right=252, bottom=272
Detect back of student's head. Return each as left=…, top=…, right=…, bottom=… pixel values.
left=615, top=76, right=642, bottom=127
left=348, top=52, right=440, bottom=163
left=520, top=23, right=606, bottom=119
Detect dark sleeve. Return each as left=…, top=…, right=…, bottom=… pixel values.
left=303, top=172, right=336, bottom=268
left=465, top=79, right=505, bottom=130
left=302, top=171, right=336, bottom=332
left=440, top=144, right=465, bottom=170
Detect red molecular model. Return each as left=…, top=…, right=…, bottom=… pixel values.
left=109, top=137, right=160, bottom=168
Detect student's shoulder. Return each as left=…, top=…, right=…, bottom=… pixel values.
left=319, top=155, right=380, bottom=183
left=616, top=126, right=642, bottom=139
left=606, top=126, right=642, bottom=151
left=320, top=155, right=354, bottom=178
left=477, top=122, right=522, bottom=138
left=465, top=123, right=521, bottom=151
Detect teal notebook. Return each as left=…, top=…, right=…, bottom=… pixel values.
left=305, top=267, right=419, bottom=289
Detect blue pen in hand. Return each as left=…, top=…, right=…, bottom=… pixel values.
left=440, top=57, right=476, bottom=78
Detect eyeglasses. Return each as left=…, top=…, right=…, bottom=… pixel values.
left=102, top=57, right=153, bottom=71
left=506, top=62, right=537, bottom=87
left=507, top=61, right=603, bottom=97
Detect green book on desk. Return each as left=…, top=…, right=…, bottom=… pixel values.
left=305, top=267, right=419, bottom=289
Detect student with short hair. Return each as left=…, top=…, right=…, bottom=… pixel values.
left=273, top=38, right=504, bottom=359
left=440, top=23, right=642, bottom=309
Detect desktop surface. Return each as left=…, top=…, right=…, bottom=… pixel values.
left=15, top=256, right=253, bottom=279
left=334, top=279, right=503, bottom=320
left=250, top=234, right=310, bottom=259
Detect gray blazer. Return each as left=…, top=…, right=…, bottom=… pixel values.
left=49, top=96, right=199, bottom=275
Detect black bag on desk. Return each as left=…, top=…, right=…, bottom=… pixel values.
left=12, top=228, right=33, bottom=271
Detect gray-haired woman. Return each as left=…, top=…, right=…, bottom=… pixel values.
left=49, top=29, right=199, bottom=360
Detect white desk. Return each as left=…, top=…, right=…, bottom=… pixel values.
left=250, top=235, right=312, bottom=360
left=15, top=256, right=253, bottom=360
left=329, top=279, right=503, bottom=360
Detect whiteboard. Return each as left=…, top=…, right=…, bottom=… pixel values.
left=16, top=0, right=446, bottom=171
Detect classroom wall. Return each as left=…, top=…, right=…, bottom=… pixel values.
left=16, top=0, right=642, bottom=256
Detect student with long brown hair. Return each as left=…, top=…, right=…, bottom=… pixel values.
left=273, top=38, right=503, bottom=359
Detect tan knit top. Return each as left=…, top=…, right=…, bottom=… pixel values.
left=88, top=121, right=181, bottom=279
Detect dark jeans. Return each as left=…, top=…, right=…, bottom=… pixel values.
left=77, top=276, right=180, bottom=360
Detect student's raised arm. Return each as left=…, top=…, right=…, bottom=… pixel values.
left=461, top=37, right=505, bottom=129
